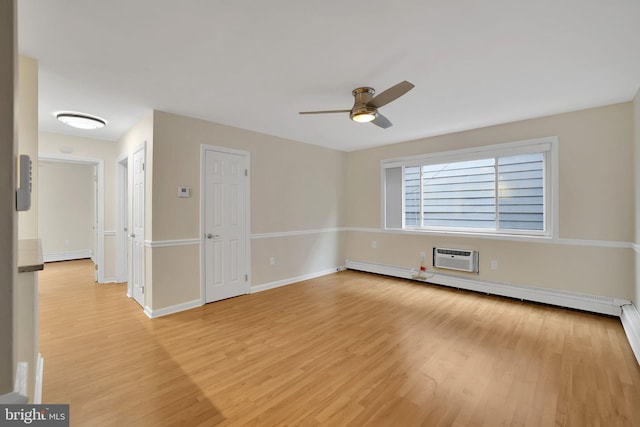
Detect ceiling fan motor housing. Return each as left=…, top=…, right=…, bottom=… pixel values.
left=350, top=87, right=378, bottom=121
left=352, top=87, right=375, bottom=105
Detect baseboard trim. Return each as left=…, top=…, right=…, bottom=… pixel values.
left=621, top=304, right=640, bottom=365
left=44, top=250, right=92, bottom=263
left=144, top=299, right=202, bottom=319
left=345, top=259, right=629, bottom=317
left=34, top=353, right=43, bottom=404
left=101, top=277, right=117, bottom=284
left=13, top=362, right=27, bottom=397
left=252, top=267, right=340, bottom=293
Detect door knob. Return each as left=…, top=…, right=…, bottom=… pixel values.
left=129, top=233, right=135, bottom=238
left=206, top=233, right=219, bottom=239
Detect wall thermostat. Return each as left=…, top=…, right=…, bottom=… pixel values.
left=177, top=186, right=191, bottom=198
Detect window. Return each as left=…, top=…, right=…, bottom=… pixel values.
left=383, top=138, right=556, bottom=237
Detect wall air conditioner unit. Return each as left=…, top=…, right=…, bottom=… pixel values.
left=433, top=248, right=479, bottom=273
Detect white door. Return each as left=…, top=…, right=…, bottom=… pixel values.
left=118, top=159, right=129, bottom=284
left=131, top=147, right=145, bottom=307
left=93, top=165, right=98, bottom=282
left=204, top=149, right=249, bottom=303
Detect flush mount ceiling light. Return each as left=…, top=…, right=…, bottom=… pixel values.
left=56, top=112, right=106, bottom=130
left=350, top=108, right=377, bottom=123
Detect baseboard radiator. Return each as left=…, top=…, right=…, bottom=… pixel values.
left=344, top=258, right=628, bottom=317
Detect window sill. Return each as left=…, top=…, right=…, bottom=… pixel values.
left=383, top=227, right=554, bottom=243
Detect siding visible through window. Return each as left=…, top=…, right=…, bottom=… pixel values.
left=497, top=153, right=544, bottom=230
left=421, top=158, right=496, bottom=229
left=403, top=153, right=545, bottom=232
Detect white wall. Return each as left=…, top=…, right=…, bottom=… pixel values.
left=38, top=161, right=94, bottom=260
left=346, top=102, right=635, bottom=300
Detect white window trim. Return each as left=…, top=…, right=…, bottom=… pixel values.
left=381, top=136, right=559, bottom=240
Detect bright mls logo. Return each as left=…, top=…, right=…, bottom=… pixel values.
left=1, top=405, right=69, bottom=426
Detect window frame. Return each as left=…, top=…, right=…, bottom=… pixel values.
left=381, top=137, right=558, bottom=239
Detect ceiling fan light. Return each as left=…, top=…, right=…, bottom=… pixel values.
left=352, top=112, right=376, bottom=123
left=56, top=112, right=106, bottom=130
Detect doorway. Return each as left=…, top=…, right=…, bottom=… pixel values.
left=38, top=153, right=105, bottom=282
left=200, top=145, right=251, bottom=303
left=116, top=155, right=129, bottom=286
left=130, top=145, right=145, bottom=307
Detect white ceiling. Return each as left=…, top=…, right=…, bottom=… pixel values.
left=18, top=0, right=640, bottom=152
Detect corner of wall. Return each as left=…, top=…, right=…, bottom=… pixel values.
left=621, top=303, right=640, bottom=366
left=17, top=55, right=38, bottom=240
left=633, top=87, right=640, bottom=305
left=0, top=0, right=17, bottom=395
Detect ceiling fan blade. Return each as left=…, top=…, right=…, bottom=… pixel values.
left=299, top=109, right=351, bottom=115
left=367, top=81, right=415, bottom=109
left=371, top=113, right=393, bottom=129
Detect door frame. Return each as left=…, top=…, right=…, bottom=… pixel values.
left=199, top=144, right=252, bottom=305
left=116, top=153, right=129, bottom=287
left=38, top=152, right=105, bottom=283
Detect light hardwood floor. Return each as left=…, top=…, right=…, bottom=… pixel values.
left=39, top=260, right=640, bottom=426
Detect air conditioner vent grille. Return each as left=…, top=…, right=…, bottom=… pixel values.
left=433, top=247, right=479, bottom=273
left=436, top=248, right=472, bottom=257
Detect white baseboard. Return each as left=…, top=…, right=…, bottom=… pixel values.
left=142, top=268, right=341, bottom=317
left=251, top=267, right=340, bottom=293
left=345, top=259, right=630, bottom=317
left=44, top=250, right=92, bottom=263
left=101, top=277, right=117, bottom=284
left=34, top=353, right=43, bottom=404
left=621, top=304, right=640, bottom=365
left=144, top=299, right=202, bottom=319
left=13, top=362, right=27, bottom=397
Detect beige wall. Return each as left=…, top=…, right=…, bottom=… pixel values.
left=346, top=102, right=635, bottom=300
left=146, top=111, right=346, bottom=310
left=634, top=88, right=640, bottom=304
left=0, top=0, right=16, bottom=395
left=40, top=132, right=120, bottom=280
left=17, top=56, right=38, bottom=239
left=152, top=111, right=346, bottom=239
left=150, top=245, right=199, bottom=309
left=40, top=132, right=119, bottom=232
left=38, top=161, right=94, bottom=257
left=252, top=233, right=345, bottom=286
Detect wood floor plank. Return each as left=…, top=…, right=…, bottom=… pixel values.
left=39, top=260, right=640, bottom=426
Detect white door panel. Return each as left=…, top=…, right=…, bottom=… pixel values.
left=132, top=146, right=145, bottom=307
left=204, top=150, right=248, bottom=303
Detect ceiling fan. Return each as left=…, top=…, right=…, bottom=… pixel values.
left=299, top=81, right=415, bottom=129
